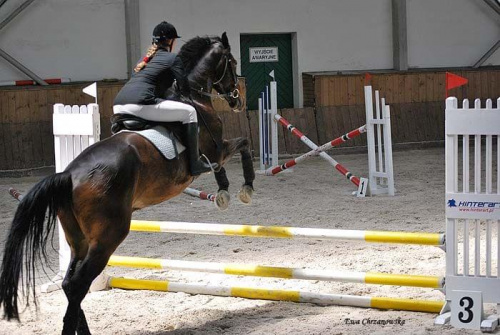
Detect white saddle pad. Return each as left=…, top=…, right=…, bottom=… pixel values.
left=120, top=126, right=186, bottom=160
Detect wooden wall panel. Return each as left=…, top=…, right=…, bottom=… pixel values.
left=303, top=68, right=500, bottom=107
left=0, top=82, right=124, bottom=171
left=1, top=68, right=499, bottom=172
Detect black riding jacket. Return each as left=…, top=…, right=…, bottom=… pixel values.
left=114, top=49, right=190, bottom=105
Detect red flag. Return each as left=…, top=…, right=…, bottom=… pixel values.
left=364, top=72, right=372, bottom=84
left=445, top=72, right=468, bottom=97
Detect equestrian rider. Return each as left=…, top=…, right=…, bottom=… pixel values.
left=113, top=21, right=218, bottom=176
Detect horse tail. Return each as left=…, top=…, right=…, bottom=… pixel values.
left=0, top=171, right=73, bottom=320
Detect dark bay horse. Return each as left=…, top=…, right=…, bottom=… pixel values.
left=0, top=32, right=255, bottom=334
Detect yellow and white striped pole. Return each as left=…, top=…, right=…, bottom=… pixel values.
left=130, top=220, right=445, bottom=246
left=108, top=255, right=444, bottom=289
left=108, top=277, right=444, bottom=314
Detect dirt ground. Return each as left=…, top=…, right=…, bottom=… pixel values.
left=0, top=147, right=492, bottom=334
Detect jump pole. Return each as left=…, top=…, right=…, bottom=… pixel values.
left=108, top=255, right=444, bottom=288
left=265, top=125, right=367, bottom=176
left=129, top=220, right=445, bottom=246
left=183, top=187, right=216, bottom=202
left=274, top=114, right=369, bottom=197
left=108, top=277, right=444, bottom=314
left=8, top=188, right=23, bottom=201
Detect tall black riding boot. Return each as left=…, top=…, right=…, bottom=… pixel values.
left=185, top=122, right=218, bottom=176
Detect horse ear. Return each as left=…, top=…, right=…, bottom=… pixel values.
left=221, top=32, right=229, bottom=49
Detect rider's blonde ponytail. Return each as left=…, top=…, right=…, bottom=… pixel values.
left=134, top=44, right=159, bottom=73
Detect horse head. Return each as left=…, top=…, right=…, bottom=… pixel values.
left=178, top=33, right=243, bottom=112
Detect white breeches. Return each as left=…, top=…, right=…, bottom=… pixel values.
left=113, top=100, right=197, bottom=124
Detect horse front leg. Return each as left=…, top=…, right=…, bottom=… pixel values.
left=213, top=137, right=255, bottom=210
left=237, top=147, right=254, bottom=204
left=214, top=167, right=230, bottom=211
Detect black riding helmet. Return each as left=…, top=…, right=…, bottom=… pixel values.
left=152, top=21, right=181, bottom=44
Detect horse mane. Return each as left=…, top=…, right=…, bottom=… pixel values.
left=178, top=36, right=223, bottom=73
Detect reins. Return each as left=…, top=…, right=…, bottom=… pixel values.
left=189, top=97, right=222, bottom=152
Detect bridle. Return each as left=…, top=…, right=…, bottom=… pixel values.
left=188, top=44, right=242, bottom=152
left=191, top=53, right=240, bottom=100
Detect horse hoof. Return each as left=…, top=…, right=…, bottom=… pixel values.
left=215, top=190, right=230, bottom=211
left=237, top=185, right=253, bottom=205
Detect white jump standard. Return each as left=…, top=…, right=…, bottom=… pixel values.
left=435, top=97, right=500, bottom=332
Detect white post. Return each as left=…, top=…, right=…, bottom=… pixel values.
left=258, top=96, right=265, bottom=171
left=257, top=82, right=279, bottom=174
left=381, top=99, right=395, bottom=196
left=270, top=81, right=278, bottom=167
left=41, top=103, right=100, bottom=293
left=365, top=86, right=376, bottom=192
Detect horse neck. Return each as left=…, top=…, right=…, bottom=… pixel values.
left=188, top=69, right=217, bottom=114
left=188, top=75, right=223, bottom=151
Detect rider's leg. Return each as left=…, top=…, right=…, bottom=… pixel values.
left=115, top=101, right=218, bottom=176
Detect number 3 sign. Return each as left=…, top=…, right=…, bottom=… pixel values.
left=451, top=290, right=484, bottom=330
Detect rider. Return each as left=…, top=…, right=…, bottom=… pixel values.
left=113, top=21, right=217, bottom=176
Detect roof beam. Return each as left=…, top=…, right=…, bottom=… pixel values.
left=482, top=0, right=500, bottom=17
left=472, top=0, right=500, bottom=68
left=0, top=0, right=47, bottom=85
left=0, top=48, right=48, bottom=85
left=473, top=39, right=500, bottom=68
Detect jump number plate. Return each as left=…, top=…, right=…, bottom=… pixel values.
left=356, top=178, right=369, bottom=198
left=450, top=290, right=483, bottom=330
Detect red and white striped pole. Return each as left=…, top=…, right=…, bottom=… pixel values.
left=274, top=115, right=368, bottom=196
left=8, top=188, right=23, bottom=201
left=0, top=78, right=71, bottom=87
left=183, top=187, right=216, bottom=202
left=266, top=125, right=367, bottom=176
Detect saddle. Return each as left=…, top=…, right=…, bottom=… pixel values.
left=111, top=114, right=186, bottom=160
left=111, top=114, right=161, bottom=134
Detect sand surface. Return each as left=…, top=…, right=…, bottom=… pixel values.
left=0, top=147, right=489, bottom=334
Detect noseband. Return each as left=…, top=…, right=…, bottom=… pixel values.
left=191, top=54, right=240, bottom=100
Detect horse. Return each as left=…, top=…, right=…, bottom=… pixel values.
left=0, top=32, right=255, bottom=335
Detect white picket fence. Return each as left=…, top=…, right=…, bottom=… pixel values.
left=436, top=97, right=500, bottom=331
left=41, top=103, right=100, bottom=293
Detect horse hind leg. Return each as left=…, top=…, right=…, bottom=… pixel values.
left=61, top=257, right=92, bottom=335
left=57, top=210, right=92, bottom=335
left=61, top=240, right=118, bottom=335
left=59, top=210, right=131, bottom=335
